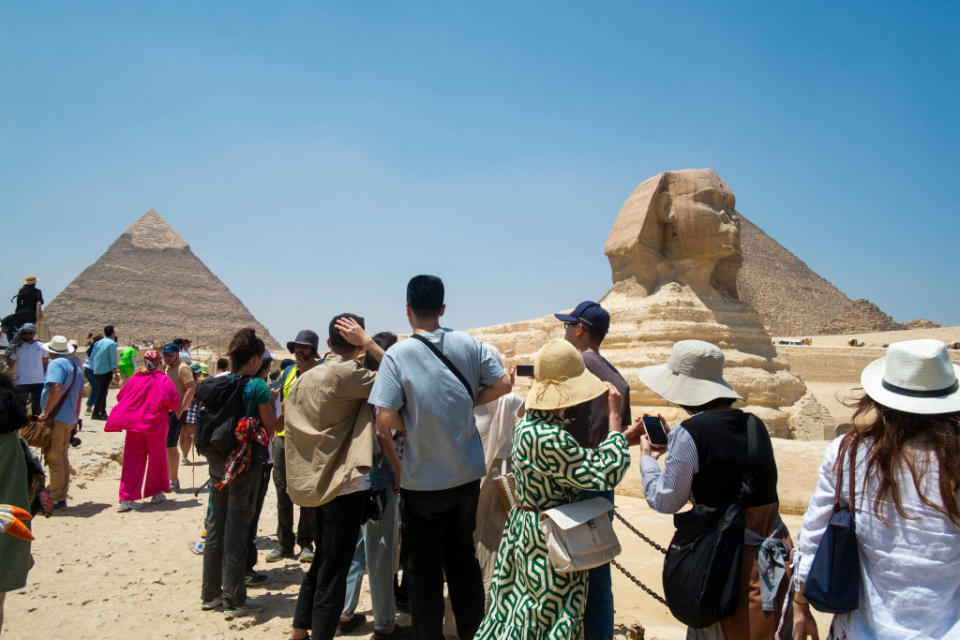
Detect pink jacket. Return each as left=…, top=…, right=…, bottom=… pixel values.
left=105, top=370, right=179, bottom=434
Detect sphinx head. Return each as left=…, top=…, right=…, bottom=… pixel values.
left=604, top=169, right=741, bottom=297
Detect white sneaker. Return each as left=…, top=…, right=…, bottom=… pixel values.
left=150, top=493, right=166, bottom=504
left=117, top=500, right=141, bottom=512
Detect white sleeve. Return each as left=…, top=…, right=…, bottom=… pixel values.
left=796, top=436, right=843, bottom=583
left=640, top=424, right=699, bottom=513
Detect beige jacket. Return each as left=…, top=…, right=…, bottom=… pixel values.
left=283, top=352, right=376, bottom=507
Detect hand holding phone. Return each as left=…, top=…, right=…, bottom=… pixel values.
left=641, top=415, right=669, bottom=447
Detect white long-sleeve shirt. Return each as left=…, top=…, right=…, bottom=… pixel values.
left=797, top=436, right=960, bottom=639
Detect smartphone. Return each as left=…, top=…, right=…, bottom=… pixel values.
left=516, top=364, right=535, bottom=377
left=642, top=415, right=668, bottom=446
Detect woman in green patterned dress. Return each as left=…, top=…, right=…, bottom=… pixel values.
left=477, top=340, right=641, bottom=640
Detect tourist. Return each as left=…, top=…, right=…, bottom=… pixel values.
left=200, top=328, right=277, bottom=619
left=4, top=323, right=48, bottom=418
left=117, top=343, right=138, bottom=385
left=636, top=340, right=793, bottom=638
left=89, top=326, right=119, bottom=420
left=476, top=339, right=636, bottom=639
left=178, top=362, right=204, bottom=464
left=105, top=350, right=179, bottom=511
left=83, top=333, right=102, bottom=416
left=369, top=275, right=513, bottom=639
left=793, top=339, right=960, bottom=640
left=339, top=330, right=406, bottom=638
left=284, top=314, right=386, bottom=640
left=162, top=342, right=196, bottom=492
left=472, top=343, right=525, bottom=596
left=0, top=373, right=33, bottom=631
left=265, top=329, right=320, bottom=565
left=65, top=340, right=83, bottom=447
left=215, top=357, right=229, bottom=376
left=174, top=337, right=192, bottom=364
left=556, top=300, right=631, bottom=640
left=38, top=336, right=84, bottom=511
left=1, top=276, right=44, bottom=340
left=244, top=349, right=277, bottom=588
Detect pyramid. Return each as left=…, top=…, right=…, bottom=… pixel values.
left=736, top=216, right=853, bottom=336
left=43, top=210, right=282, bottom=352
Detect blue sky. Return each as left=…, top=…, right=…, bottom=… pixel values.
left=2, top=1, right=958, bottom=341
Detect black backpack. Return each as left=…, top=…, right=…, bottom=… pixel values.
left=194, top=374, right=250, bottom=456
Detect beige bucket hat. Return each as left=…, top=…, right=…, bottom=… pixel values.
left=860, top=339, right=960, bottom=415
left=43, top=335, right=72, bottom=355
left=636, top=340, right=742, bottom=407
left=526, top=340, right=609, bottom=411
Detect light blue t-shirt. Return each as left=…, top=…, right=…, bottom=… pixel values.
left=41, top=357, right=84, bottom=425
left=368, top=329, right=505, bottom=491
left=90, top=337, right=118, bottom=375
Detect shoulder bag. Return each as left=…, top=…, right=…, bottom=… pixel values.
left=19, top=362, right=79, bottom=449
left=802, top=440, right=860, bottom=613
left=661, top=413, right=760, bottom=628
left=538, top=496, right=621, bottom=573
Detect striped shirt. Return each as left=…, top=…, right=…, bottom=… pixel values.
left=639, top=424, right=700, bottom=513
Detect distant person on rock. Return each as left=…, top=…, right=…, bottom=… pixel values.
left=89, top=326, right=119, bottom=420
left=2, top=276, right=43, bottom=341
left=4, top=323, right=48, bottom=419
left=162, top=342, right=195, bottom=492
left=555, top=300, right=631, bottom=640
left=105, top=350, right=179, bottom=511
left=38, top=336, right=84, bottom=511
left=266, top=329, right=320, bottom=565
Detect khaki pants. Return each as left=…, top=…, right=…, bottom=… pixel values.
left=43, top=420, right=73, bottom=501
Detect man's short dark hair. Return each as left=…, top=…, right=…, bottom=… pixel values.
left=580, top=322, right=606, bottom=345
left=104, top=325, right=115, bottom=338
left=216, top=358, right=229, bottom=371
left=328, top=313, right=364, bottom=350
left=173, top=338, right=185, bottom=347
left=406, top=275, right=444, bottom=317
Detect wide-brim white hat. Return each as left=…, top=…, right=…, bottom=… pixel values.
left=43, top=335, right=72, bottom=355
left=636, top=339, right=742, bottom=407
left=526, top=340, right=609, bottom=411
left=860, top=339, right=960, bottom=415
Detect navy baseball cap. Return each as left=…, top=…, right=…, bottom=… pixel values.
left=162, top=342, right=179, bottom=354
left=554, top=301, right=610, bottom=337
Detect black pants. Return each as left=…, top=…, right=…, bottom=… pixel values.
left=18, top=383, right=43, bottom=418
left=293, top=490, right=369, bottom=640
left=93, top=372, right=113, bottom=418
left=246, top=462, right=273, bottom=572
left=272, top=436, right=313, bottom=552
left=201, top=461, right=262, bottom=608
left=401, top=479, right=484, bottom=640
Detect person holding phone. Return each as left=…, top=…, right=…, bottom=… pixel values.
left=635, top=340, right=793, bottom=639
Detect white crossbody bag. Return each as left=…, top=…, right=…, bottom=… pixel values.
left=538, top=496, right=621, bottom=573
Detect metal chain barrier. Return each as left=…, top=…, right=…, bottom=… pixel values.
left=611, top=559, right=668, bottom=606
left=614, top=510, right=668, bottom=555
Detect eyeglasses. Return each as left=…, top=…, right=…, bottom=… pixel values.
left=563, top=321, right=578, bottom=328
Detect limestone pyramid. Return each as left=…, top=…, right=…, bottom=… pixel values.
left=43, top=210, right=282, bottom=352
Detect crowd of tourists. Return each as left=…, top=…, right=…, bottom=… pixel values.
left=1, top=272, right=958, bottom=640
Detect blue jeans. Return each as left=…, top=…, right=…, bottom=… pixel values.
left=341, top=455, right=399, bottom=631
left=581, top=489, right=614, bottom=640
left=83, top=368, right=97, bottom=408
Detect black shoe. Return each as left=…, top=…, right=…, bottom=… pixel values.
left=53, top=500, right=67, bottom=510
left=70, top=436, right=82, bottom=447
left=373, top=626, right=412, bottom=640
left=244, top=571, right=268, bottom=587
left=338, top=614, right=365, bottom=633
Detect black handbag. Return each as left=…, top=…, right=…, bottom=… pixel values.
left=662, top=414, right=759, bottom=628
left=803, top=441, right=861, bottom=613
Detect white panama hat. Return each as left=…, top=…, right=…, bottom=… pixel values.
left=860, top=339, right=960, bottom=415
left=636, top=340, right=742, bottom=407
left=43, top=335, right=72, bottom=355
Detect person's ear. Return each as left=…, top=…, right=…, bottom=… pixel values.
left=438, top=304, right=446, bottom=318
left=326, top=338, right=333, bottom=349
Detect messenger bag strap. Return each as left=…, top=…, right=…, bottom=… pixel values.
left=410, top=334, right=475, bottom=403
left=737, top=413, right=760, bottom=504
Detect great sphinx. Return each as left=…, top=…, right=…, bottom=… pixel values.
left=471, top=168, right=832, bottom=439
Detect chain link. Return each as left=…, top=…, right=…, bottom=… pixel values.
left=611, top=559, right=668, bottom=606
left=613, top=511, right=668, bottom=555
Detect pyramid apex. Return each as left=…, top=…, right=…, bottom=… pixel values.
left=123, top=209, right=188, bottom=250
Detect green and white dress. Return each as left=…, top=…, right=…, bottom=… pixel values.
left=476, top=409, right=630, bottom=640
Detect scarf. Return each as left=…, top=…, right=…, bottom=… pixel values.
left=215, top=417, right=269, bottom=490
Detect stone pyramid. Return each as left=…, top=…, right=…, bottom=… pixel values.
left=44, top=210, right=282, bottom=352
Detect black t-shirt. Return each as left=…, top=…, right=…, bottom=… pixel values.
left=14, top=285, right=43, bottom=314
left=562, top=350, right=631, bottom=448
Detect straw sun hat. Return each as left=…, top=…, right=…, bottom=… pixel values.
left=526, top=340, right=608, bottom=411
left=636, top=340, right=742, bottom=407
left=860, top=339, right=960, bottom=415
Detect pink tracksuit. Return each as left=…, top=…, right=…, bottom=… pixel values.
left=105, top=370, right=179, bottom=501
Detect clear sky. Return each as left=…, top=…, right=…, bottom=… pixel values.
left=2, top=1, right=958, bottom=342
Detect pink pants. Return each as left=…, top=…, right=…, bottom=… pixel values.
left=119, top=429, right=169, bottom=501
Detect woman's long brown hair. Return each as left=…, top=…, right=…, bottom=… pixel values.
left=839, top=394, right=960, bottom=525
